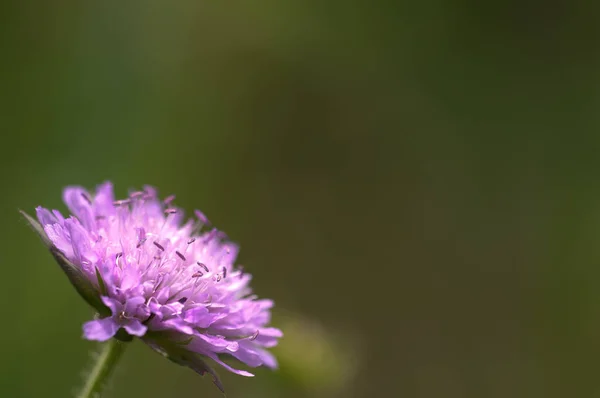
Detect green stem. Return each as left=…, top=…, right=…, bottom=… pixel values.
left=77, top=339, right=127, bottom=398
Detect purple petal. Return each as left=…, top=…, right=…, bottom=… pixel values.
left=120, top=266, right=141, bottom=291
left=35, top=207, right=57, bottom=226
left=254, top=327, right=283, bottom=348
left=123, top=319, right=147, bottom=336
left=65, top=219, right=98, bottom=274
left=124, top=296, right=146, bottom=313
left=230, top=344, right=277, bottom=369
left=205, top=352, right=254, bottom=377
left=183, top=307, right=213, bottom=328
left=83, top=318, right=119, bottom=341
left=43, top=224, right=74, bottom=258
left=190, top=333, right=239, bottom=353
left=229, top=343, right=263, bottom=367
left=92, top=181, right=115, bottom=217
left=101, top=296, right=123, bottom=314
left=163, top=318, right=194, bottom=335
left=256, top=348, right=278, bottom=369
left=63, top=186, right=96, bottom=231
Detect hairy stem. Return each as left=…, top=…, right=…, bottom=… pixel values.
left=77, top=339, right=126, bottom=398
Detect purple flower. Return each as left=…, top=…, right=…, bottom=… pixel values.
left=28, top=182, right=282, bottom=388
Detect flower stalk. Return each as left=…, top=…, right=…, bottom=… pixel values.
left=77, top=338, right=126, bottom=398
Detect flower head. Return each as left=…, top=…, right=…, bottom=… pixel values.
left=27, top=182, right=282, bottom=389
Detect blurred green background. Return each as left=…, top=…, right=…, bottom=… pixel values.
left=2, top=1, right=600, bottom=397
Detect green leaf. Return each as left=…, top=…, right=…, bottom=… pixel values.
left=20, top=210, right=110, bottom=317
left=142, top=332, right=225, bottom=394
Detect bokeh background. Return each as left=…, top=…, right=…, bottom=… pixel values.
left=2, top=1, right=600, bottom=397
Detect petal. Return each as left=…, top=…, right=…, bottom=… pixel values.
left=183, top=307, right=213, bottom=328
left=123, top=319, right=147, bottom=336
left=124, top=296, right=146, bottom=313
left=63, top=186, right=96, bottom=231
left=257, top=327, right=283, bottom=338
left=163, top=318, right=194, bottom=335
left=92, top=182, right=115, bottom=217
left=229, top=343, right=263, bottom=367
left=65, top=218, right=98, bottom=269
left=254, top=327, right=283, bottom=348
left=101, top=296, right=123, bottom=314
left=83, top=318, right=119, bottom=341
left=205, top=352, right=254, bottom=377
left=35, top=207, right=57, bottom=226
left=161, top=302, right=184, bottom=316
left=256, top=348, right=278, bottom=369
left=43, top=224, right=74, bottom=259
left=120, top=266, right=141, bottom=291
left=190, top=333, right=239, bottom=353
left=53, top=210, right=66, bottom=224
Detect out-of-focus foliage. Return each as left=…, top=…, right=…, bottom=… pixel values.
left=2, top=0, right=600, bottom=397
left=272, top=315, right=358, bottom=396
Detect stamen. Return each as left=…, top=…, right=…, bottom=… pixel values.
left=81, top=192, right=92, bottom=205
left=164, top=208, right=177, bottom=214
left=130, top=191, right=145, bottom=199
left=113, top=199, right=132, bottom=206
left=176, top=251, right=186, bottom=261
left=215, top=274, right=222, bottom=282
left=194, top=210, right=211, bottom=225
left=222, top=267, right=227, bottom=279
left=197, top=262, right=209, bottom=272
left=249, top=330, right=260, bottom=341
left=203, top=229, right=217, bottom=242
left=164, top=195, right=176, bottom=205
left=177, top=297, right=188, bottom=304
left=153, top=241, right=165, bottom=251
left=136, top=238, right=147, bottom=248
left=192, top=272, right=203, bottom=278
left=187, top=238, right=196, bottom=245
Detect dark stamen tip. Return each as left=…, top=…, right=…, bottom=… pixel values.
left=113, top=199, right=132, bottom=206
left=153, top=241, right=165, bottom=251
left=81, top=192, right=92, bottom=205
left=197, top=262, right=209, bottom=272
left=176, top=251, right=186, bottom=261
left=177, top=297, right=188, bottom=304
left=194, top=210, right=211, bottom=225
left=130, top=191, right=145, bottom=199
